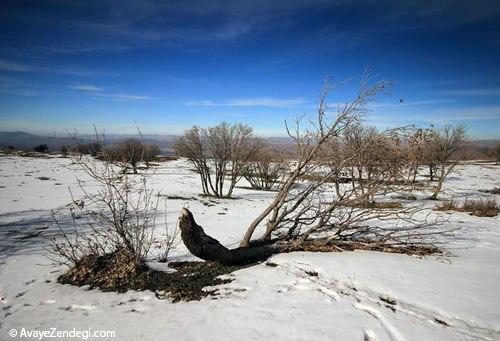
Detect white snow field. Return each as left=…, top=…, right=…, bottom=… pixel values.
left=0, top=155, right=499, bottom=341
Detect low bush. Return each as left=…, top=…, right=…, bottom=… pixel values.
left=436, top=197, right=499, bottom=217
left=462, top=197, right=499, bottom=217
left=435, top=200, right=459, bottom=211
left=479, top=188, right=500, bottom=195
left=347, top=201, right=403, bottom=209
left=34, top=144, right=49, bottom=153
left=394, top=194, right=417, bottom=201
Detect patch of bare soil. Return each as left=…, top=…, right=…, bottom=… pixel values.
left=58, top=249, right=245, bottom=302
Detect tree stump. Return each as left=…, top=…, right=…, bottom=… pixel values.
left=178, top=208, right=280, bottom=265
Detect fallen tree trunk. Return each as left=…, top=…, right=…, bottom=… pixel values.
left=177, top=208, right=441, bottom=265
left=178, top=208, right=283, bottom=265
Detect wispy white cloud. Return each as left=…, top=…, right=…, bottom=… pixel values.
left=368, top=99, right=457, bottom=109
left=185, top=100, right=216, bottom=106
left=68, top=84, right=149, bottom=100
left=0, top=87, right=37, bottom=96
left=368, top=105, right=500, bottom=125
left=382, top=99, right=455, bottom=107
left=0, top=59, right=32, bottom=72
left=228, top=97, right=306, bottom=107
left=436, top=88, right=500, bottom=97
left=0, top=77, right=37, bottom=96
left=69, top=84, right=105, bottom=92
left=247, top=57, right=297, bottom=72
left=0, top=59, right=114, bottom=77
left=91, top=92, right=151, bottom=101
left=103, top=93, right=150, bottom=100
left=5, top=0, right=500, bottom=56
left=185, top=97, right=306, bottom=108
left=428, top=106, right=500, bottom=122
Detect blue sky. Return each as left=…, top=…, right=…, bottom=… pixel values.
left=0, top=0, right=499, bottom=138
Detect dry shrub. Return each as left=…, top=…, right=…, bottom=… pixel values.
left=480, top=188, right=500, bottom=195
left=58, top=250, right=243, bottom=302
left=462, top=197, right=499, bottom=217
left=346, top=200, right=403, bottom=209
left=242, top=145, right=288, bottom=191
left=47, top=138, right=178, bottom=267
left=394, top=194, right=417, bottom=201
left=58, top=248, right=144, bottom=291
left=282, top=239, right=440, bottom=256
left=436, top=197, right=498, bottom=217
left=156, top=223, right=180, bottom=263
left=435, top=200, right=459, bottom=211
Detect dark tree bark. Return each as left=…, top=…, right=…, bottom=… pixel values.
left=178, top=208, right=282, bottom=265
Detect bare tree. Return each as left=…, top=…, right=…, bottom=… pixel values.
left=239, top=72, right=394, bottom=247
left=405, top=128, right=432, bottom=183
left=143, top=144, right=161, bottom=168
left=242, top=141, right=289, bottom=191
left=34, top=144, right=48, bottom=153
left=487, top=143, right=500, bottom=162
left=174, top=72, right=452, bottom=266
left=106, top=138, right=145, bottom=174
left=72, top=144, right=89, bottom=159
left=427, top=125, right=467, bottom=199
left=60, top=145, right=69, bottom=157
left=174, top=122, right=259, bottom=198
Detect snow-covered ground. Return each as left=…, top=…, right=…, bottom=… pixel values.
left=0, top=155, right=499, bottom=341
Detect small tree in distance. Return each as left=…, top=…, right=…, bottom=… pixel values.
left=144, top=144, right=161, bottom=168
left=242, top=142, right=288, bottom=191
left=60, top=145, right=69, bottom=157
left=427, top=125, right=467, bottom=199
left=174, top=122, right=259, bottom=198
left=106, top=138, right=145, bottom=174
left=487, top=143, right=500, bottom=162
left=34, top=144, right=49, bottom=153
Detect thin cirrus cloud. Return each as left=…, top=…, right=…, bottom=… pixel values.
left=0, top=59, right=32, bottom=72
left=16, top=1, right=500, bottom=54
left=0, top=59, right=114, bottom=77
left=98, top=93, right=150, bottom=100
left=436, top=88, right=500, bottom=96
left=185, top=97, right=306, bottom=108
left=370, top=105, right=500, bottom=124
left=0, top=77, right=38, bottom=96
left=69, top=84, right=105, bottom=92
left=0, top=88, right=37, bottom=96
left=369, top=99, right=457, bottom=109
left=69, top=84, right=150, bottom=100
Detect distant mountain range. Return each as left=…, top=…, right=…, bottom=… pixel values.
left=473, top=139, right=500, bottom=148
left=0, top=131, right=179, bottom=155
left=0, top=131, right=497, bottom=155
